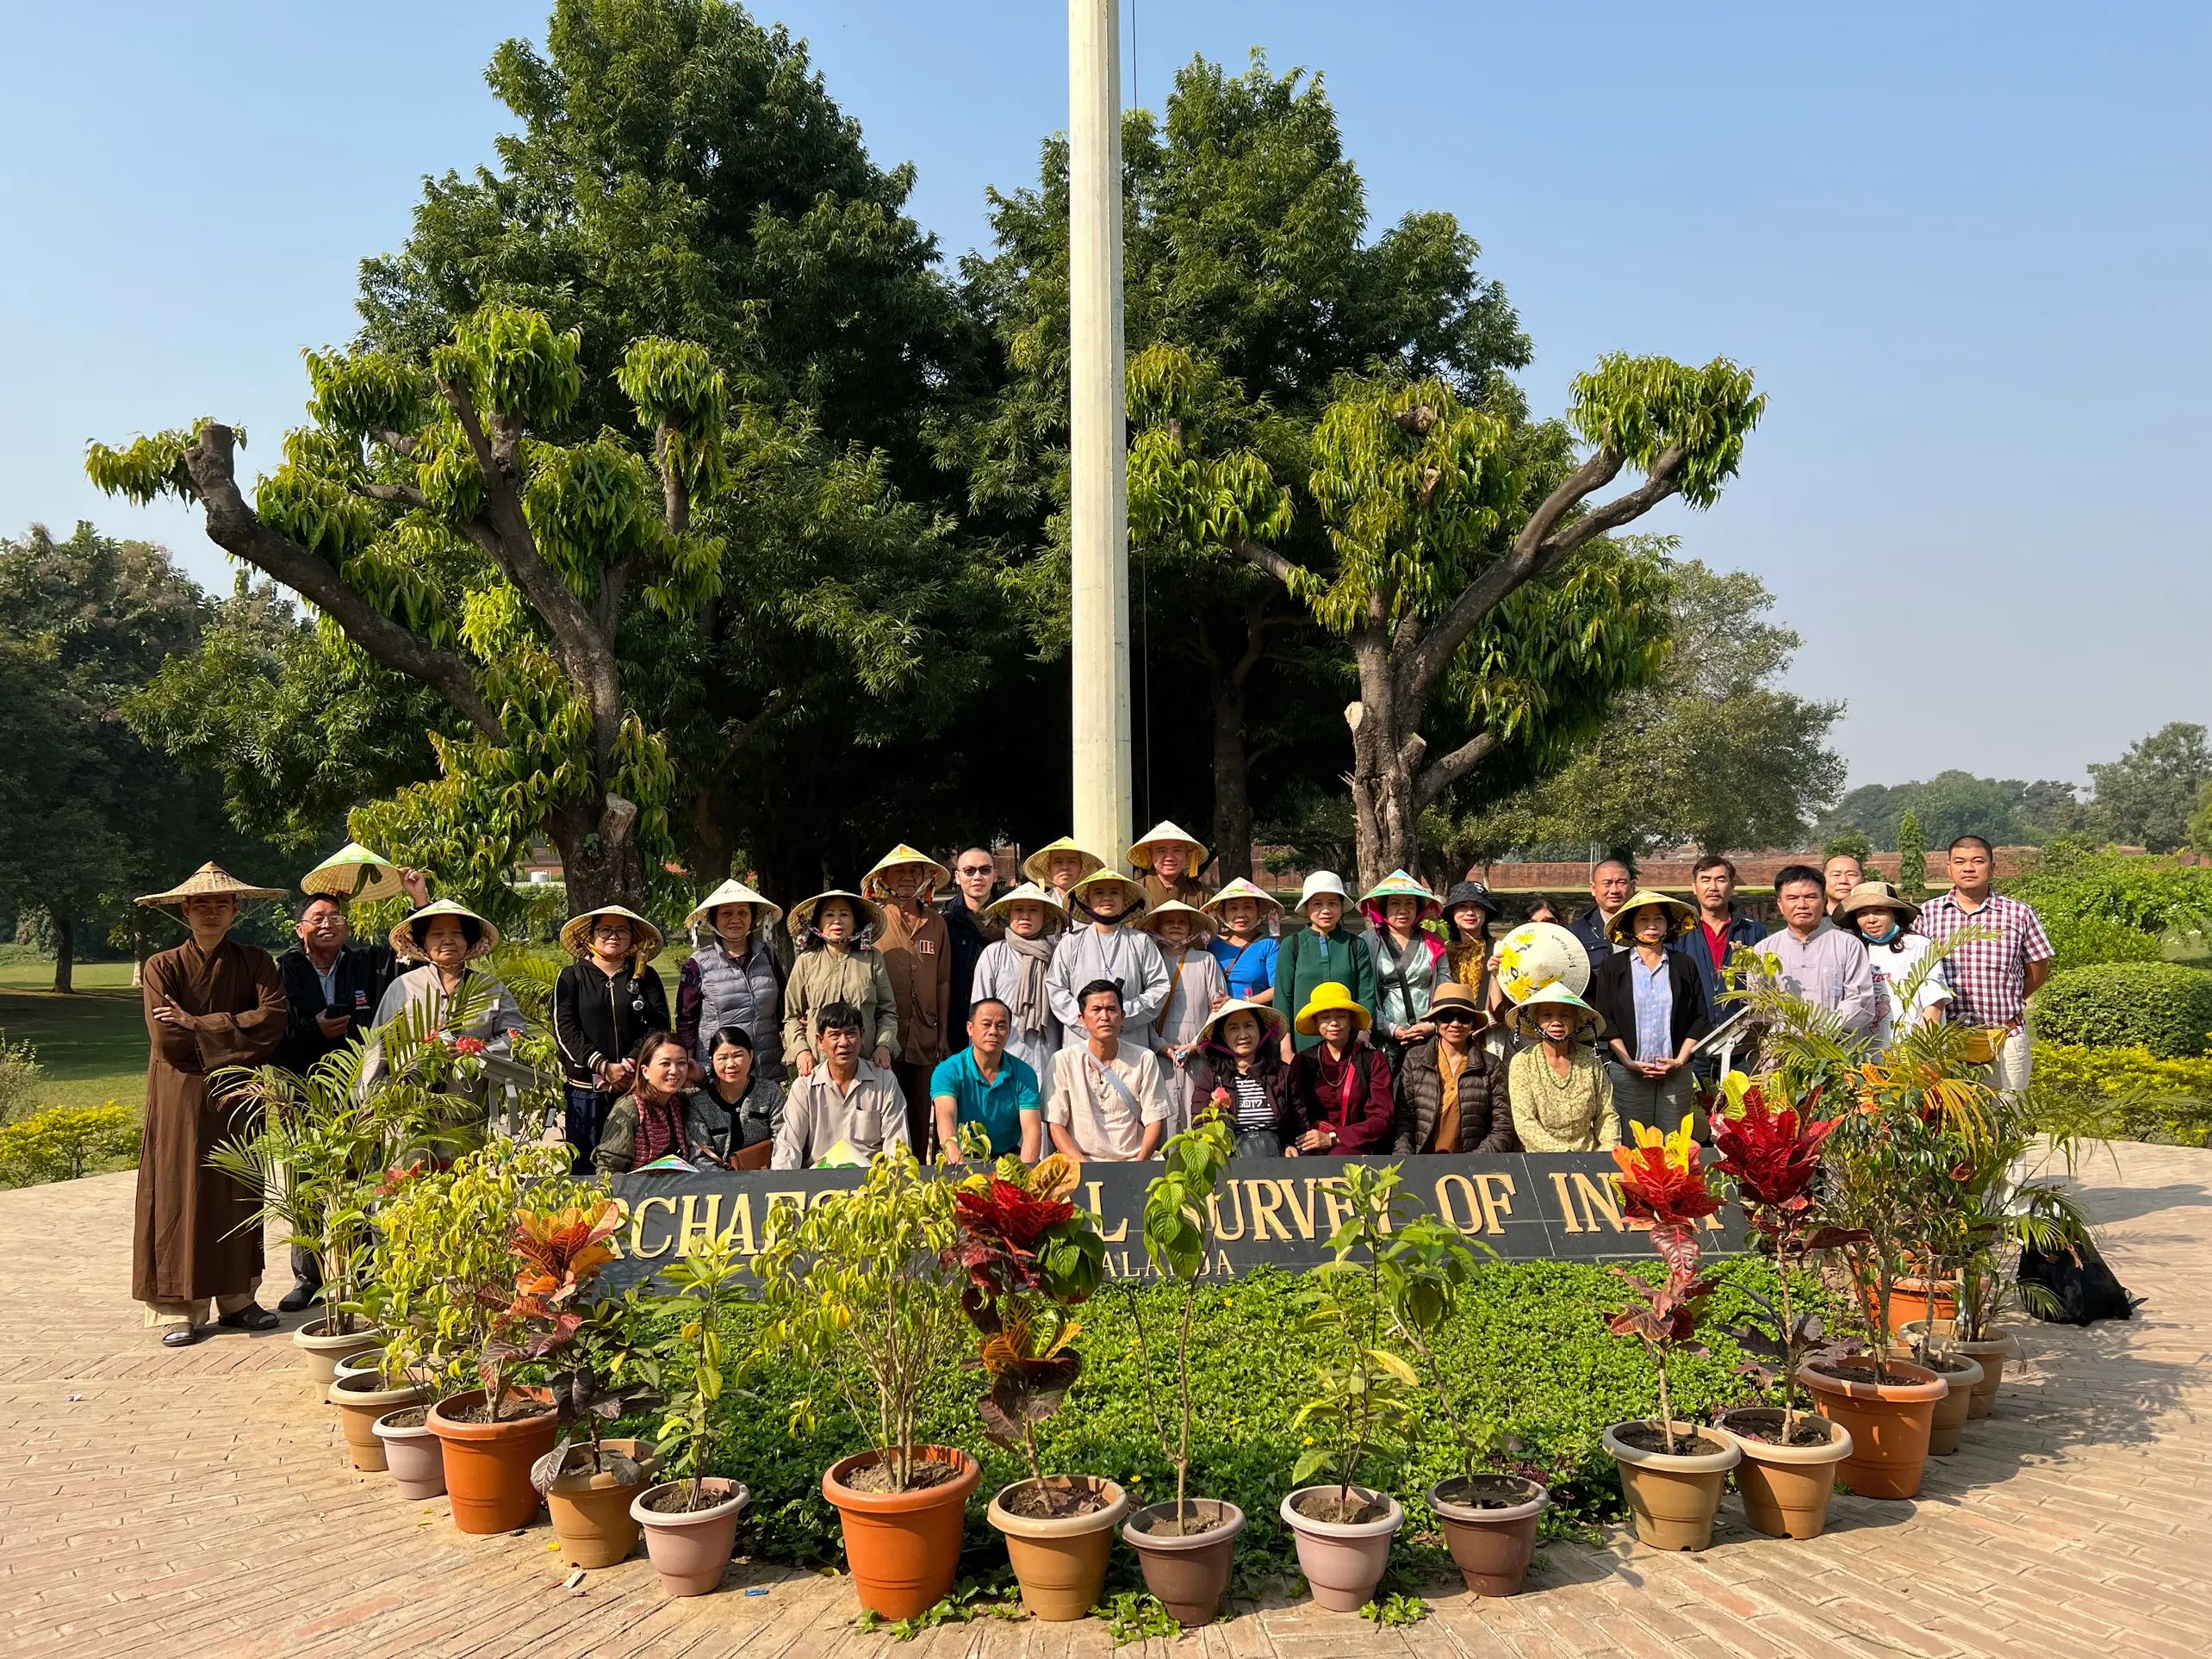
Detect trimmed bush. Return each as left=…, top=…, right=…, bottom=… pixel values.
left=2033, top=1042, right=2212, bottom=1146
left=2042, top=914, right=2166, bottom=973
left=2032, top=962, right=2212, bottom=1059
left=0, top=1102, right=141, bottom=1186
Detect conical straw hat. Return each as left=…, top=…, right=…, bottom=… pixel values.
left=685, top=878, right=783, bottom=933
left=861, top=843, right=952, bottom=901
left=388, top=898, right=501, bottom=963
left=137, top=861, right=285, bottom=908
left=300, top=842, right=407, bottom=904
left=1201, top=876, right=1283, bottom=918
left=1021, top=837, right=1107, bottom=887
left=1605, top=889, right=1696, bottom=943
left=788, top=889, right=886, bottom=939
left=1137, top=899, right=1215, bottom=938
left=1360, top=868, right=1444, bottom=921
left=982, top=881, right=1068, bottom=930
left=1070, top=867, right=1149, bottom=918
left=559, top=904, right=666, bottom=966
left=1128, top=819, right=1209, bottom=873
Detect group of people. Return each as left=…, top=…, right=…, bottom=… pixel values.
left=127, top=823, right=2054, bottom=1345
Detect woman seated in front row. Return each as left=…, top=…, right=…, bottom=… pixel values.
left=593, top=1030, right=728, bottom=1172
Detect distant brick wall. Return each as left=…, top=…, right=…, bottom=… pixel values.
left=1469, top=847, right=2035, bottom=895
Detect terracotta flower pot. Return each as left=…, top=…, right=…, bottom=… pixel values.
left=1121, top=1499, right=1246, bottom=1626
left=1799, top=1360, right=1945, bottom=1500
left=294, top=1318, right=384, bottom=1389
left=1280, top=1484, right=1405, bottom=1612
left=374, top=1408, right=445, bottom=1500
left=333, top=1348, right=384, bottom=1383
left=986, top=1476, right=1130, bottom=1621
left=823, top=1445, right=981, bottom=1620
left=631, top=1477, right=749, bottom=1595
left=1902, top=1320, right=2016, bottom=1419
left=1883, top=1278, right=1958, bottom=1339
left=1715, top=1409, right=1853, bottom=1540
left=1603, top=1422, right=1740, bottom=1551
left=546, top=1438, right=660, bottom=1569
left=426, top=1389, right=558, bottom=1534
left=1922, top=1355, right=1985, bottom=1456
left=1427, top=1476, right=1548, bottom=1596
left=326, top=1372, right=428, bottom=1472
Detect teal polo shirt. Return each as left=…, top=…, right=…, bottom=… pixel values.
left=929, top=1047, right=1042, bottom=1158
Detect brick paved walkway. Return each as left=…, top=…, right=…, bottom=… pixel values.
left=7, top=1141, right=2209, bottom=1657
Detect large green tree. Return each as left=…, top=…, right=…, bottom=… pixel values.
left=1445, top=560, right=1843, bottom=859
left=1817, top=772, right=2084, bottom=851
left=2088, top=722, right=2210, bottom=854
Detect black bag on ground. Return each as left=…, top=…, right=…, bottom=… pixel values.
left=2016, top=1237, right=2139, bottom=1325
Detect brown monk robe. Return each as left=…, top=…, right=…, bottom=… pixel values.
left=862, top=845, right=954, bottom=1155
left=132, top=863, right=288, bottom=1343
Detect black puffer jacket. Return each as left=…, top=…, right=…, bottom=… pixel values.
left=1393, top=1036, right=1515, bottom=1154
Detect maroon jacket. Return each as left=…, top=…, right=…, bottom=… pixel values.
left=1289, top=1039, right=1397, bottom=1154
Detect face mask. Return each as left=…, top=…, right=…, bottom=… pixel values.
left=1861, top=921, right=1902, bottom=947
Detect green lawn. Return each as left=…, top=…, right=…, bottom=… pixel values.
left=0, top=960, right=147, bottom=1115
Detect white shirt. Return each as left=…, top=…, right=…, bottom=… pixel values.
left=1863, top=931, right=1953, bottom=1047
left=1046, top=1041, right=1171, bottom=1160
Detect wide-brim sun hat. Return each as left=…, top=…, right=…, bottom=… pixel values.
left=1494, top=920, right=1593, bottom=1002
left=1507, top=982, right=1606, bottom=1040
left=1128, top=819, right=1209, bottom=873
left=685, top=877, right=783, bottom=934
left=1296, top=870, right=1350, bottom=915
left=300, top=842, right=408, bottom=904
left=1442, top=879, right=1498, bottom=924
left=1838, top=879, right=1919, bottom=923
left=138, top=861, right=286, bottom=909
left=1605, top=889, right=1697, bottom=943
left=1426, top=981, right=1489, bottom=1028
left=389, top=898, right=501, bottom=963
left=1201, top=875, right=1284, bottom=919
left=1070, top=867, right=1149, bottom=918
left=861, top=842, right=952, bottom=902
left=1137, top=899, right=1215, bottom=939
left=788, top=888, right=886, bottom=938
left=1361, top=868, right=1444, bottom=922
left=1021, top=837, right=1107, bottom=887
left=1294, top=980, right=1374, bottom=1035
left=1200, top=997, right=1285, bottom=1042
left=559, top=904, right=666, bottom=965
left=983, top=880, right=1068, bottom=931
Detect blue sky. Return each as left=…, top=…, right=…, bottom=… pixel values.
left=3, top=2, right=2203, bottom=791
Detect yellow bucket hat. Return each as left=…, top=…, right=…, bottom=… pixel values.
left=1294, top=980, right=1373, bottom=1036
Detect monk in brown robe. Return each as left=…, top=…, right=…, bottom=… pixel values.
left=1129, top=820, right=1213, bottom=911
left=134, top=863, right=288, bottom=1347
left=862, top=844, right=954, bottom=1155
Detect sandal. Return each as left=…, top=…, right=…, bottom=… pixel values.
left=161, top=1326, right=208, bottom=1348
left=216, top=1303, right=280, bottom=1333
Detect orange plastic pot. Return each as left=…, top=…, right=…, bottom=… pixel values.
left=426, top=1389, right=558, bottom=1534
left=1799, top=1361, right=1944, bottom=1500
left=823, top=1445, right=980, bottom=1619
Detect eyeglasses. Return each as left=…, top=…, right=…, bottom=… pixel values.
left=1435, top=1012, right=1477, bottom=1026
left=957, top=866, right=995, bottom=878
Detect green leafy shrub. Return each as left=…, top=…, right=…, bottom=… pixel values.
left=2033, top=1042, right=2212, bottom=1146
left=0, top=1031, right=46, bottom=1123
left=2006, top=850, right=2212, bottom=941
left=2032, top=962, right=2212, bottom=1058
left=0, top=1102, right=140, bottom=1185
left=2042, top=914, right=2166, bottom=972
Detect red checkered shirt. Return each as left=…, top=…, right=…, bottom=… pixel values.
left=1911, top=891, right=2053, bottom=1030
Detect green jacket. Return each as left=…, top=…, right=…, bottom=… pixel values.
left=1276, top=924, right=1377, bottom=1052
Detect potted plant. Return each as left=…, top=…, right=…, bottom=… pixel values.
left=631, top=1233, right=751, bottom=1595
left=755, top=1146, right=975, bottom=1620
left=1601, top=1116, right=1742, bottom=1552
left=1281, top=1163, right=1416, bottom=1612
left=531, top=1277, right=662, bottom=1567
left=1377, top=1213, right=1547, bottom=1596
left=949, top=1154, right=1122, bottom=1621
left=1120, top=1116, right=1248, bottom=1625
left=1708, top=1076, right=1861, bottom=1539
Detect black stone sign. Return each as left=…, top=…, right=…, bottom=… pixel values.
left=593, top=1152, right=1742, bottom=1297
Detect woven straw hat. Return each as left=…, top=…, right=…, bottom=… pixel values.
left=1070, top=867, right=1148, bottom=919
left=685, top=878, right=783, bottom=934
left=300, top=842, right=407, bottom=904
left=982, top=880, right=1068, bottom=931
left=861, top=843, right=952, bottom=902
left=1021, top=837, right=1108, bottom=888
left=1200, top=997, right=1284, bottom=1041
left=788, top=888, right=885, bottom=939
left=1838, top=879, right=1919, bottom=923
left=389, top=898, right=501, bottom=963
left=1201, top=876, right=1284, bottom=919
left=1506, top=982, right=1606, bottom=1040
left=1137, top=898, right=1215, bottom=939
left=137, top=861, right=285, bottom=909
left=559, top=905, right=665, bottom=966
left=1606, top=889, right=1696, bottom=943
left=1361, top=868, right=1444, bottom=921
left=1295, top=980, right=1373, bottom=1035
left=1128, top=819, right=1209, bottom=873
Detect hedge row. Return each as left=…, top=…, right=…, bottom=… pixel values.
left=2031, top=961, right=2212, bottom=1059
left=2032, top=1041, right=2212, bottom=1147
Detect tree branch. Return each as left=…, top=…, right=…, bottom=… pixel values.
left=182, top=424, right=505, bottom=742
left=1414, top=730, right=1501, bottom=811
left=1229, top=535, right=1303, bottom=590
left=720, top=690, right=786, bottom=761
left=355, top=481, right=428, bottom=511
left=656, top=420, right=691, bottom=540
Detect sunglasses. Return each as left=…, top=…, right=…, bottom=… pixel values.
left=1435, top=1011, right=1478, bottom=1025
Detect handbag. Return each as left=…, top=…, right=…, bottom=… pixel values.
left=2016, top=1237, right=2139, bottom=1326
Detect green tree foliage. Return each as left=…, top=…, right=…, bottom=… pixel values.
left=1895, top=807, right=1929, bottom=901
left=1817, top=772, right=2082, bottom=851
left=1441, top=561, right=1840, bottom=861
left=954, top=54, right=1534, bottom=877
left=2087, top=722, right=2211, bottom=854
left=2004, top=842, right=2212, bottom=969
left=0, top=525, right=281, bottom=989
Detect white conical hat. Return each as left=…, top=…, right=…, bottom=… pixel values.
left=861, top=843, right=952, bottom=901
left=389, top=898, right=501, bottom=962
left=1128, top=819, right=1209, bottom=872
left=982, top=881, right=1068, bottom=930
left=685, top=878, right=783, bottom=933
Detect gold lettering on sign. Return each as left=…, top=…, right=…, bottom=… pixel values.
left=721, top=1192, right=757, bottom=1254
left=1280, top=1178, right=1321, bottom=1239
left=1546, top=1171, right=1583, bottom=1234
left=1569, top=1172, right=1625, bottom=1233
left=1433, top=1173, right=1483, bottom=1233
left=1247, top=1179, right=1291, bottom=1241
left=629, top=1194, right=678, bottom=1258
left=1473, top=1171, right=1517, bottom=1237
left=677, top=1193, right=722, bottom=1256
left=1209, top=1182, right=1247, bottom=1241
left=1084, top=1182, right=1130, bottom=1243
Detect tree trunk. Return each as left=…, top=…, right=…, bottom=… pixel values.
left=51, top=910, right=75, bottom=995
left=545, top=795, right=649, bottom=912
left=1208, top=662, right=1256, bottom=884
left=1344, top=630, right=1420, bottom=891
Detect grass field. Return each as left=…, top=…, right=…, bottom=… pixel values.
left=0, top=960, right=146, bottom=1116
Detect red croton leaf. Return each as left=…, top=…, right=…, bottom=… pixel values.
left=1712, top=1083, right=1842, bottom=1210
left=956, top=1177, right=1074, bottom=1252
